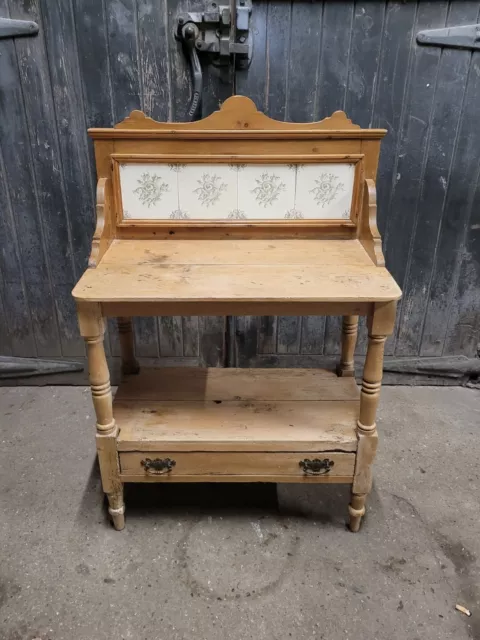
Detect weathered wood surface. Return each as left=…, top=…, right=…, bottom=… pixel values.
left=116, top=401, right=359, bottom=452
left=114, top=366, right=359, bottom=402
left=0, top=0, right=479, bottom=375
left=119, top=451, right=356, bottom=478
left=234, top=0, right=480, bottom=367
left=72, top=239, right=401, bottom=304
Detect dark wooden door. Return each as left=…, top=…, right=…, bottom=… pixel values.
left=234, top=0, right=480, bottom=367
left=1, top=1, right=479, bottom=381
left=0, top=0, right=234, bottom=375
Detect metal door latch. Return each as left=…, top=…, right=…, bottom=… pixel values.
left=175, top=0, right=252, bottom=121
left=417, top=24, right=480, bottom=51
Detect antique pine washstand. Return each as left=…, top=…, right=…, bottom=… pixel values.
left=72, top=96, right=401, bottom=531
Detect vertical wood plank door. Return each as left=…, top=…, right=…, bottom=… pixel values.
left=1, top=0, right=480, bottom=379
left=234, top=0, right=480, bottom=368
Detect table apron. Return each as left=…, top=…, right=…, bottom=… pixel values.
left=101, top=301, right=374, bottom=317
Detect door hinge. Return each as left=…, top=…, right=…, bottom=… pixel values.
left=0, top=17, right=38, bottom=39
left=417, top=24, right=480, bottom=51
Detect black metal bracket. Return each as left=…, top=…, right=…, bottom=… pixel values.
left=175, top=0, right=252, bottom=121
left=417, top=24, right=480, bottom=51
left=0, top=17, right=38, bottom=39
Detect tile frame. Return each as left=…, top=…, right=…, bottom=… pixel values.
left=111, top=154, right=365, bottom=229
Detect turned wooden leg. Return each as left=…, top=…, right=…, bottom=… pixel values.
left=336, top=315, right=358, bottom=377
left=77, top=302, right=125, bottom=531
left=349, top=302, right=396, bottom=532
left=348, top=494, right=367, bottom=533
left=117, top=317, right=139, bottom=375
left=106, top=487, right=125, bottom=531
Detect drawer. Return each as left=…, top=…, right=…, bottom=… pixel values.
left=119, top=451, right=355, bottom=482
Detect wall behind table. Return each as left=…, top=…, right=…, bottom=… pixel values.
left=0, top=0, right=479, bottom=383
left=235, top=0, right=480, bottom=367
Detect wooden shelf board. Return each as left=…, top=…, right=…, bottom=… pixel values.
left=114, top=367, right=359, bottom=402
left=72, top=239, right=401, bottom=303
left=115, top=368, right=359, bottom=453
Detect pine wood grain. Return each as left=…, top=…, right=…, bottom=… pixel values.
left=119, top=474, right=354, bottom=484
left=115, top=368, right=358, bottom=453
left=102, top=238, right=374, bottom=266
left=114, top=367, right=359, bottom=402
left=119, top=451, right=356, bottom=478
left=72, top=240, right=401, bottom=304
left=115, top=400, right=358, bottom=452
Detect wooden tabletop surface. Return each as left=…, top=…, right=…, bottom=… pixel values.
left=73, top=239, right=401, bottom=303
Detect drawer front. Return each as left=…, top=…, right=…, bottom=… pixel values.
left=119, top=451, right=355, bottom=481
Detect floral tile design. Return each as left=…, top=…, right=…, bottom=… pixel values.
left=251, top=172, right=286, bottom=207
left=285, top=209, right=304, bottom=220
left=309, top=173, right=345, bottom=207
left=296, top=162, right=355, bottom=220
left=134, top=173, right=169, bottom=207
left=120, top=163, right=178, bottom=219
left=194, top=173, right=228, bottom=207
left=239, top=164, right=295, bottom=219
left=120, top=162, right=355, bottom=220
left=169, top=209, right=189, bottom=219
left=179, top=164, right=235, bottom=219
left=228, top=209, right=247, bottom=220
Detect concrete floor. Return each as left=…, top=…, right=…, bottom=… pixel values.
left=0, top=386, right=479, bottom=640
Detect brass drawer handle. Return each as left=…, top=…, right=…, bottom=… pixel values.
left=299, top=458, right=334, bottom=475
left=141, top=458, right=176, bottom=475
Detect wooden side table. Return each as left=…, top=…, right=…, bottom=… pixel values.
left=72, top=96, right=401, bottom=531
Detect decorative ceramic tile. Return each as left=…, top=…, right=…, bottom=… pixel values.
left=119, top=162, right=355, bottom=220
left=238, top=164, right=295, bottom=219
left=295, top=163, right=355, bottom=219
left=119, top=163, right=178, bottom=220
left=178, top=164, right=237, bottom=219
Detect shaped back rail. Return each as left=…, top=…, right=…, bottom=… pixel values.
left=88, top=96, right=386, bottom=267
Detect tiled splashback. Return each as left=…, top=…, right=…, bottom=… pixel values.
left=119, top=162, right=355, bottom=221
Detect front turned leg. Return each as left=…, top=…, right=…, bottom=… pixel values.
left=106, top=487, right=125, bottom=531
left=78, top=302, right=125, bottom=531
left=117, top=317, right=140, bottom=375
left=349, top=302, right=396, bottom=532
left=336, top=315, right=358, bottom=377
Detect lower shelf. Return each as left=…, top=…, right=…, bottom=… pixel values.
left=114, top=367, right=359, bottom=483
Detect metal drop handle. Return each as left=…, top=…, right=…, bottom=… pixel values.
left=141, top=458, right=176, bottom=475
left=299, top=458, right=334, bottom=475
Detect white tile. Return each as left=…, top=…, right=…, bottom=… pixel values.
left=119, top=161, right=355, bottom=222
left=119, top=163, right=178, bottom=220
left=178, top=164, right=237, bottom=219
left=238, top=164, right=295, bottom=220
left=295, top=163, right=355, bottom=219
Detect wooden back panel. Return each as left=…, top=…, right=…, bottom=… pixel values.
left=88, top=96, right=386, bottom=265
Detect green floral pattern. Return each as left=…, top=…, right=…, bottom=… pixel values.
left=169, top=209, right=189, bottom=220
left=310, top=173, right=345, bottom=208
left=251, top=172, right=286, bottom=207
left=134, top=173, right=169, bottom=207
left=194, top=173, right=227, bottom=207
left=122, top=163, right=354, bottom=220
left=228, top=209, right=247, bottom=220
left=285, top=209, right=304, bottom=220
